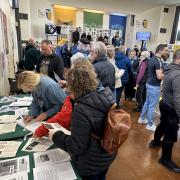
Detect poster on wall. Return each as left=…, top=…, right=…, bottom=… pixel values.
left=0, top=8, right=9, bottom=54
left=109, top=14, right=127, bottom=45
left=84, top=12, right=103, bottom=28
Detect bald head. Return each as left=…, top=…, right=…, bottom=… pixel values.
left=29, top=38, right=35, bottom=45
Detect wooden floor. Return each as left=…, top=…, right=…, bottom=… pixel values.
left=107, top=100, right=180, bottom=180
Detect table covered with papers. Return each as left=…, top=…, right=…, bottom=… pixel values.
left=0, top=95, right=82, bottom=180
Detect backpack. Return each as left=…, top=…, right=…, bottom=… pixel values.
left=92, top=104, right=131, bottom=154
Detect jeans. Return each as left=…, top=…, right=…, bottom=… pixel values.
left=140, top=83, right=161, bottom=126
left=116, top=84, right=126, bottom=106
left=81, top=169, right=108, bottom=180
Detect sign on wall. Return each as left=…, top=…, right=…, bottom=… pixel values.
left=84, top=12, right=103, bottom=28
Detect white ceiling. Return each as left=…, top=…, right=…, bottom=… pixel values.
left=53, top=0, right=180, bottom=14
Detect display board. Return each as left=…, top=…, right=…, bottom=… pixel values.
left=84, top=11, right=103, bottom=28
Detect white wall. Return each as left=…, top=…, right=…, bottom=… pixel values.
left=134, top=6, right=162, bottom=51
left=19, top=0, right=31, bottom=40
left=0, top=0, right=18, bottom=95
left=29, top=0, right=53, bottom=42
left=134, top=6, right=176, bottom=51
left=157, top=6, right=176, bottom=45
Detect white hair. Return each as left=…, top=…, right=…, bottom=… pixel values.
left=91, top=41, right=107, bottom=57
left=71, top=52, right=85, bottom=67
left=141, top=51, right=150, bottom=59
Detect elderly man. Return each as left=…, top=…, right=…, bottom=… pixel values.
left=149, top=49, right=180, bottom=173
left=90, top=41, right=115, bottom=93
left=36, top=39, right=64, bottom=81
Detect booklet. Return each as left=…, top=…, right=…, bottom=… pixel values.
left=33, top=162, right=76, bottom=180
left=43, top=123, right=71, bottom=135
left=0, top=156, right=30, bottom=177
left=0, top=141, right=22, bottom=158
left=34, top=148, right=71, bottom=167
left=22, top=138, right=53, bottom=152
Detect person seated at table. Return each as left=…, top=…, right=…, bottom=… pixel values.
left=48, top=60, right=116, bottom=180
left=18, top=71, right=66, bottom=124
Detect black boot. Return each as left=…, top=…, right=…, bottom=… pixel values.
left=159, top=142, right=180, bottom=173
left=149, top=140, right=162, bottom=148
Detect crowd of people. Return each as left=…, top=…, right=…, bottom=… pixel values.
left=17, top=36, right=180, bottom=179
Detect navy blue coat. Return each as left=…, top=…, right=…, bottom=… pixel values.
left=115, top=51, right=132, bottom=84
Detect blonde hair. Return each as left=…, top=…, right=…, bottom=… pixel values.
left=141, top=51, right=150, bottom=59
left=18, top=71, right=41, bottom=90
left=91, top=41, right=107, bottom=57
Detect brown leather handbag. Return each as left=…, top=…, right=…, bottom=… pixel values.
left=92, top=104, right=131, bottom=154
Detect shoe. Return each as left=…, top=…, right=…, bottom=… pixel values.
left=138, top=117, right=147, bottom=124
left=146, top=124, right=156, bottom=132
left=149, top=140, right=162, bottom=148
left=159, top=158, right=180, bottom=173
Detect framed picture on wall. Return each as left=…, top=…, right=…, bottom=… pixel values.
left=0, top=9, right=9, bottom=54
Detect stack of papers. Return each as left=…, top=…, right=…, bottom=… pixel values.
left=22, top=138, right=53, bottom=152
left=0, top=141, right=22, bottom=158
left=17, top=96, right=33, bottom=102
left=0, top=105, right=18, bottom=113
left=0, top=123, right=17, bottom=134
left=9, top=101, right=32, bottom=107
left=0, top=115, right=18, bottom=124
left=0, top=173, right=28, bottom=180
left=0, top=96, right=17, bottom=104
left=15, top=107, right=29, bottom=117
left=17, top=118, right=42, bottom=132
left=33, top=162, right=76, bottom=180
left=0, top=156, right=30, bottom=178
left=33, top=149, right=71, bottom=167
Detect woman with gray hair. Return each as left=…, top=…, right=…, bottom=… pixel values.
left=135, top=51, right=150, bottom=112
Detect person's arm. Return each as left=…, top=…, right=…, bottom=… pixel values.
left=136, top=62, right=147, bottom=85
left=155, top=60, right=164, bottom=80
left=126, top=58, right=133, bottom=75
left=52, top=107, right=91, bottom=156
left=29, top=92, right=41, bottom=117
left=172, top=76, right=180, bottom=121
left=45, top=84, right=66, bottom=118
left=55, top=56, right=64, bottom=80
left=35, top=96, right=72, bottom=138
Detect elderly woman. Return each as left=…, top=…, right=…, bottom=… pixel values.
left=136, top=51, right=150, bottom=112
left=18, top=71, right=66, bottom=123
left=49, top=60, right=116, bottom=180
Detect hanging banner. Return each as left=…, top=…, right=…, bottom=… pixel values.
left=84, top=12, right=103, bottom=28
left=109, top=14, right=127, bottom=44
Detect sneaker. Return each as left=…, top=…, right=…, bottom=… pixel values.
left=138, top=117, right=148, bottom=124
left=146, top=124, right=156, bottom=132
left=149, top=140, right=162, bottom=148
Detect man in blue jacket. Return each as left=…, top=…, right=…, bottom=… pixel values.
left=115, top=46, right=132, bottom=107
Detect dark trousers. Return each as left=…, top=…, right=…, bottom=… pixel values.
left=82, top=169, right=108, bottom=180
left=136, top=84, right=146, bottom=109
left=125, top=76, right=136, bottom=99
left=154, top=101, right=179, bottom=160
left=116, top=84, right=126, bottom=106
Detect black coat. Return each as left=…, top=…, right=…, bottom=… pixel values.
left=52, top=88, right=116, bottom=176
left=36, top=53, right=64, bottom=80
left=93, top=56, right=115, bottom=91
left=24, top=47, right=40, bottom=70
